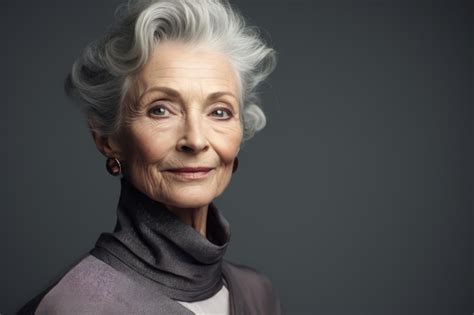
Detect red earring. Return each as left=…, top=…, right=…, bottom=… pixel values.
left=106, top=157, right=122, bottom=176
left=232, top=156, right=239, bottom=173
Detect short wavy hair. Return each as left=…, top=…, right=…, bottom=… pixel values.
left=65, top=0, right=277, bottom=141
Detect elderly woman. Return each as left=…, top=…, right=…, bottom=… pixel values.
left=18, top=0, right=279, bottom=314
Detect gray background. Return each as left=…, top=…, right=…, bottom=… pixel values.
left=1, top=0, right=472, bottom=314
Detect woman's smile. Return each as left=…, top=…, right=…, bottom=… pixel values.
left=164, top=167, right=215, bottom=181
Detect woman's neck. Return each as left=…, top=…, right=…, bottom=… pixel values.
left=166, top=205, right=208, bottom=237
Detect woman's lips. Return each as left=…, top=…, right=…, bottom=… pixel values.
left=165, top=167, right=214, bottom=180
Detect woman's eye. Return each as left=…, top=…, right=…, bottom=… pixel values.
left=149, top=106, right=169, bottom=117
left=211, top=108, right=232, bottom=119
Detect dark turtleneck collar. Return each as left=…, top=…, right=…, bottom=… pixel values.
left=90, top=178, right=231, bottom=302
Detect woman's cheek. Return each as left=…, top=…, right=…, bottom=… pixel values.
left=212, top=122, right=243, bottom=158
left=131, top=124, right=174, bottom=162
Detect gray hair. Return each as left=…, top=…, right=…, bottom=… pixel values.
left=65, top=0, right=277, bottom=141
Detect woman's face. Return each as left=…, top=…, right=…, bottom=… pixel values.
left=114, top=41, right=242, bottom=208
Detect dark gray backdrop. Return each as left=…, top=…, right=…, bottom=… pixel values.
left=2, top=0, right=472, bottom=314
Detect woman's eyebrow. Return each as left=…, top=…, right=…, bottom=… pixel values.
left=139, top=86, right=238, bottom=104
left=139, top=86, right=182, bottom=103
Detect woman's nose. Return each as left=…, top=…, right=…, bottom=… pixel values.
left=176, top=115, right=209, bottom=154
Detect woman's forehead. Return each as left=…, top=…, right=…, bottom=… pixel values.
left=135, top=41, right=238, bottom=98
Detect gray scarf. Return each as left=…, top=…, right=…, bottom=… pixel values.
left=91, top=178, right=231, bottom=302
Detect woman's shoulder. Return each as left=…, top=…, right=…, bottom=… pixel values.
left=34, top=255, right=137, bottom=314
left=18, top=255, right=185, bottom=315
left=18, top=255, right=131, bottom=314
left=222, top=259, right=282, bottom=315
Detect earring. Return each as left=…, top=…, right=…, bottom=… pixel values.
left=232, top=156, right=239, bottom=173
left=106, top=157, right=122, bottom=176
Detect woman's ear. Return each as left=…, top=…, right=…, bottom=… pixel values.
left=89, top=121, right=122, bottom=158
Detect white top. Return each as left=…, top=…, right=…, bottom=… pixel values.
left=176, top=280, right=230, bottom=315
